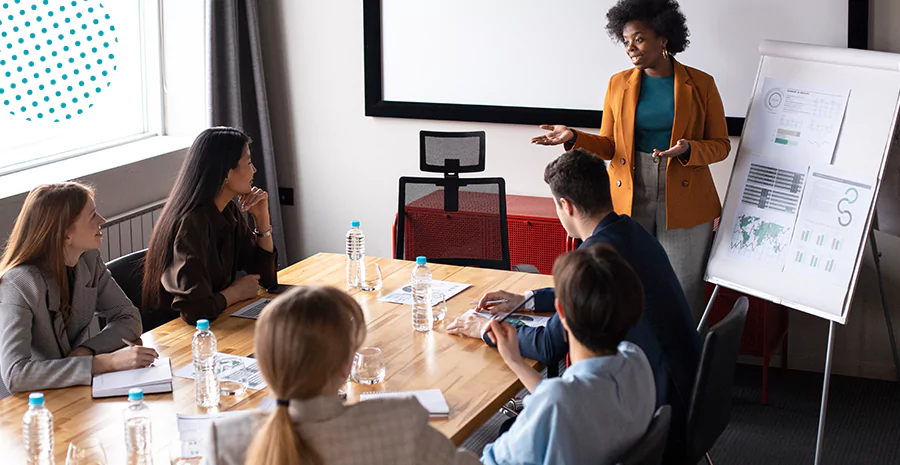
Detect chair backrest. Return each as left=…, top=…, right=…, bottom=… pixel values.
left=419, top=131, right=486, bottom=174
left=106, top=249, right=176, bottom=332
left=616, top=405, right=672, bottom=465
left=106, top=249, right=147, bottom=309
left=684, top=296, right=750, bottom=463
left=395, top=176, right=510, bottom=271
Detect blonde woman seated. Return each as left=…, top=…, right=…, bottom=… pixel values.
left=0, top=183, right=156, bottom=397
left=202, top=285, right=479, bottom=465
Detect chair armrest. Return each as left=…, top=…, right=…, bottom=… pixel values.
left=512, top=264, right=540, bottom=274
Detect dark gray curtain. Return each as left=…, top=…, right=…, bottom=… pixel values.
left=207, top=0, right=288, bottom=268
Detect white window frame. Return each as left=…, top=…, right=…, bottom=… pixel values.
left=0, top=0, right=166, bottom=178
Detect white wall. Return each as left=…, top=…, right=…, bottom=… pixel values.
left=261, top=0, right=900, bottom=380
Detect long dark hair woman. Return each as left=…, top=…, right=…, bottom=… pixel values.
left=142, top=127, right=278, bottom=326
left=531, top=0, right=730, bottom=318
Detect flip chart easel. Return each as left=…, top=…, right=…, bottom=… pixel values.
left=700, top=41, right=900, bottom=465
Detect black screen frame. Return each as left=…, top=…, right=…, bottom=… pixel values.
left=363, top=0, right=869, bottom=137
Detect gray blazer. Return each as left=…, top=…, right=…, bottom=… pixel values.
left=0, top=249, right=142, bottom=395
left=202, top=396, right=481, bottom=465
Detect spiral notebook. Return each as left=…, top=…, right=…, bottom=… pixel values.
left=359, top=389, right=450, bottom=417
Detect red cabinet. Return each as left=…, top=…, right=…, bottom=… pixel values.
left=506, top=195, right=573, bottom=274
left=392, top=194, right=573, bottom=274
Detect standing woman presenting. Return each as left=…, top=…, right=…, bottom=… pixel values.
left=532, top=0, right=730, bottom=318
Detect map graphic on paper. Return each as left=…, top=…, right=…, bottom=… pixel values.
left=730, top=214, right=793, bottom=261
left=726, top=156, right=809, bottom=265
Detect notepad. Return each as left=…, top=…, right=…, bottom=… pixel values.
left=91, top=357, right=173, bottom=398
left=359, top=389, right=450, bottom=417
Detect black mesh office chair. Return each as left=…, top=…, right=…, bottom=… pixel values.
left=684, top=297, right=750, bottom=465
left=616, top=405, right=672, bottom=465
left=395, top=131, right=512, bottom=270
left=396, top=177, right=510, bottom=270
left=106, top=249, right=176, bottom=332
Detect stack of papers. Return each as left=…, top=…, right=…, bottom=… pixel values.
left=360, top=389, right=450, bottom=417
left=92, top=358, right=173, bottom=398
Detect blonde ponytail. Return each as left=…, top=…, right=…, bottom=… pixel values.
left=243, top=285, right=366, bottom=465
left=244, top=404, right=321, bottom=465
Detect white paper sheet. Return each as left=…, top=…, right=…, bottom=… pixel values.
left=173, top=354, right=266, bottom=390
left=378, top=280, right=471, bottom=306
left=726, top=156, right=810, bottom=268
left=784, top=167, right=875, bottom=287
left=746, top=78, right=850, bottom=165
left=175, top=411, right=247, bottom=458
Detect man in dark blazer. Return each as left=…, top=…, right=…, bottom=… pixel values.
left=448, top=148, right=701, bottom=458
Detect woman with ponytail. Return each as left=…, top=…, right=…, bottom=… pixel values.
left=202, top=285, right=479, bottom=465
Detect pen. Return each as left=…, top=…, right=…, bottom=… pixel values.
left=468, top=299, right=509, bottom=306
left=121, top=338, right=137, bottom=347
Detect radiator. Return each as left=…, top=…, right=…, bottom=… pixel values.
left=99, top=200, right=166, bottom=262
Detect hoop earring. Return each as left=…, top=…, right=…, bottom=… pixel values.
left=663, top=48, right=670, bottom=60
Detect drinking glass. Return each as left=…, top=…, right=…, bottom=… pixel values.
left=357, top=263, right=383, bottom=292
left=432, top=291, right=447, bottom=323
left=66, top=437, right=107, bottom=465
left=351, top=346, right=386, bottom=385
left=216, top=358, right=248, bottom=396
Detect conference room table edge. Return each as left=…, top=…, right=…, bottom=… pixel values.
left=0, top=252, right=552, bottom=462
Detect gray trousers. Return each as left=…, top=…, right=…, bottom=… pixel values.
left=631, top=151, right=714, bottom=322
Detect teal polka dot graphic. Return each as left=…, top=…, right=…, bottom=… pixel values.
left=0, top=0, right=117, bottom=121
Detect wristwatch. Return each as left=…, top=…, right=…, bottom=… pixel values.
left=564, top=128, right=578, bottom=150
left=254, top=228, right=273, bottom=238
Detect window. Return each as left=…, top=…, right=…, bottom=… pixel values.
left=0, top=0, right=161, bottom=175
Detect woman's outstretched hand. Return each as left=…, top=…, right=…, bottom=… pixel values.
left=530, top=125, right=575, bottom=146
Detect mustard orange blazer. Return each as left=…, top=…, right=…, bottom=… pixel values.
left=571, top=59, right=731, bottom=230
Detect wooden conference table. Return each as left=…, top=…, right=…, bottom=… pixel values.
left=0, top=253, right=553, bottom=463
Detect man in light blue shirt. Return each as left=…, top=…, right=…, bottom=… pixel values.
left=481, top=244, right=656, bottom=465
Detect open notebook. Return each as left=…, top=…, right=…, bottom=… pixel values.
left=359, top=389, right=450, bottom=417
left=92, top=357, right=173, bottom=398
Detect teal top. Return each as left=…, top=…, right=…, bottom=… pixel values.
left=634, top=74, right=675, bottom=154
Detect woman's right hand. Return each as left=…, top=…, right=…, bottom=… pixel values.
left=530, top=124, right=575, bottom=146
left=221, top=274, right=261, bottom=306
left=93, top=346, right=159, bottom=374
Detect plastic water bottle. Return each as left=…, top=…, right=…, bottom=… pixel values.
left=22, top=393, right=53, bottom=465
left=123, top=388, right=153, bottom=465
left=346, top=220, right=366, bottom=287
left=411, top=256, right=434, bottom=332
left=192, top=319, right=219, bottom=408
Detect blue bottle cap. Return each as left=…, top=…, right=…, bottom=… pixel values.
left=416, top=256, right=427, bottom=265
left=196, top=319, right=210, bottom=331
left=28, top=393, right=44, bottom=405
left=128, top=388, right=144, bottom=401
left=351, top=221, right=360, bottom=228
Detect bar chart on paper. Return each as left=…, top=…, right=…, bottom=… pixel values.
left=729, top=157, right=809, bottom=263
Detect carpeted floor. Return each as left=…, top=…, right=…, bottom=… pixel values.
left=462, top=363, right=900, bottom=464
left=710, top=364, right=900, bottom=465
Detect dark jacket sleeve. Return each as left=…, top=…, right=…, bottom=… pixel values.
left=162, top=220, right=229, bottom=325
left=532, top=288, right=556, bottom=313
left=232, top=205, right=278, bottom=289
left=484, top=312, right=568, bottom=366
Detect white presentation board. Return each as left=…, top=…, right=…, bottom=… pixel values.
left=705, top=41, right=900, bottom=324
left=380, top=0, right=849, bottom=118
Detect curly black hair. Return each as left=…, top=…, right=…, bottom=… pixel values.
left=606, top=0, right=690, bottom=55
